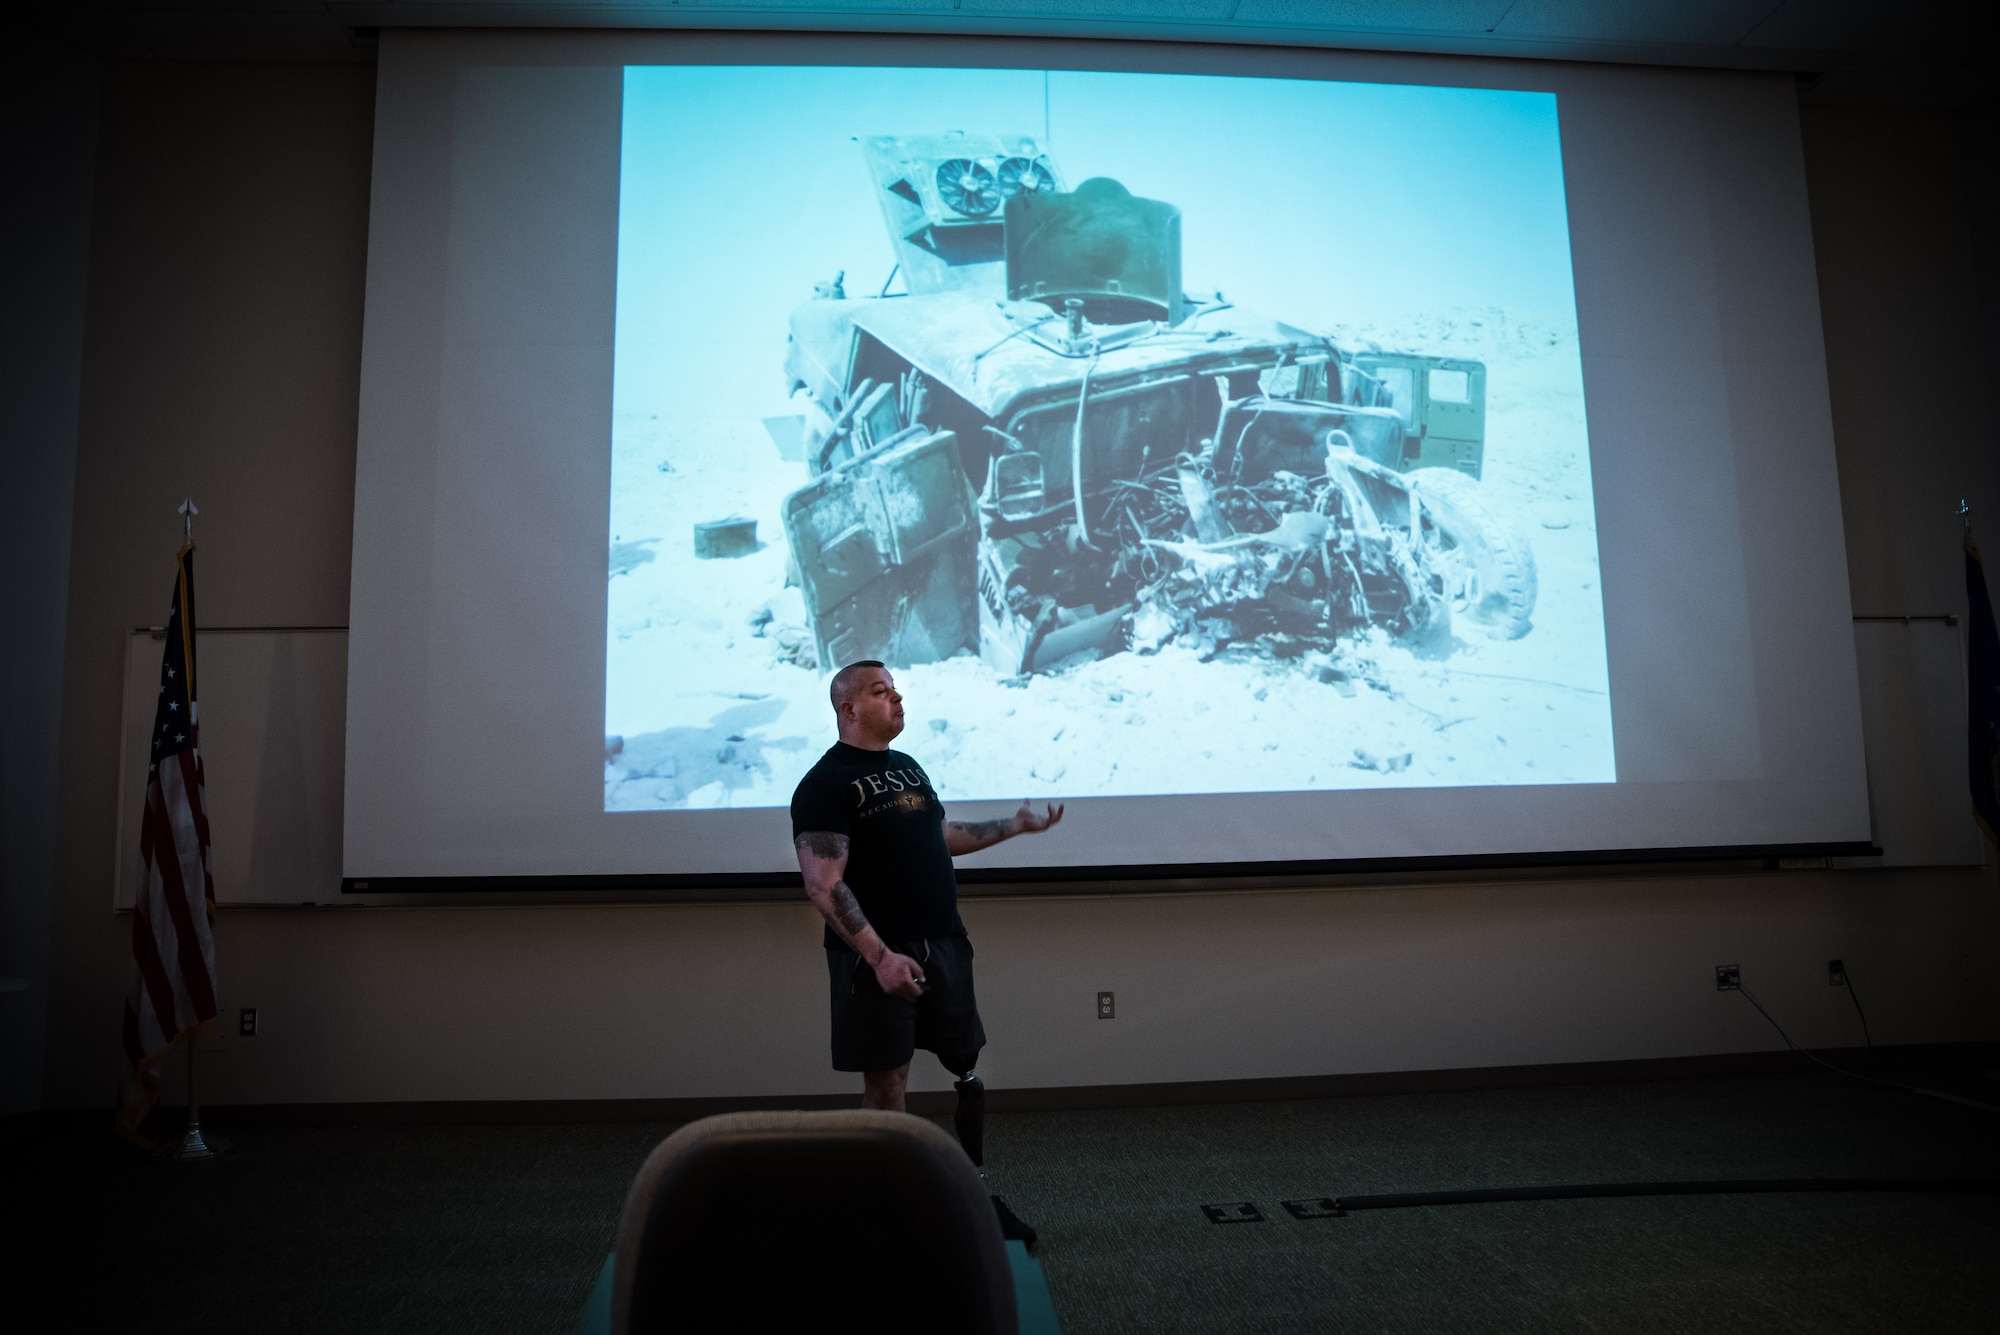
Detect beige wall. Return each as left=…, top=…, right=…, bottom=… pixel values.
left=39, top=65, right=2000, bottom=1111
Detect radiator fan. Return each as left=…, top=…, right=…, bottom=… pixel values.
left=997, top=156, right=1057, bottom=199
left=936, top=158, right=1000, bottom=217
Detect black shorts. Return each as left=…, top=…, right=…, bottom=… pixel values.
left=827, top=933, right=986, bottom=1074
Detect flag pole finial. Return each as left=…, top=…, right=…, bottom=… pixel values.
left=177, top=498, right=198, bottom=544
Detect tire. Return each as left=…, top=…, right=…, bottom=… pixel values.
left=1407, top=468, right=1537, bottom=640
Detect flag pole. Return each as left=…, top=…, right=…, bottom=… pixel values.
left=155, top=497, right=228, bottom=1162
left=158, top=1034, right=227, bottom=1161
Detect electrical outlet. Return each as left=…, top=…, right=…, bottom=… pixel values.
left=1828, top=959, right=1846, bottom=987
left=1097, top=991, right=1115, bottom=1019
left=238, top=1007, right=258, bottom=1036
left=1715, top=965, right=1740, bottom=991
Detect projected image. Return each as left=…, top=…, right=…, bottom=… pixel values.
left=605, top=67, right=1613, bottom=810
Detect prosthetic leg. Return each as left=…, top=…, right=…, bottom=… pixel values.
left=940, top=1052, right=1035, bottom=1249
left=939, top=1051, right=985, bottom=1170
left=953, top=1073, right=985, bottom=1169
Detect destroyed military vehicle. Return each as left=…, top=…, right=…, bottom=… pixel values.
left=776, top=133, right=1537, bottom=677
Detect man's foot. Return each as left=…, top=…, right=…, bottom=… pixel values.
left=991, top=1194, right=1037, bottom=1250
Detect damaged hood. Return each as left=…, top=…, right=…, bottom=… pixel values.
left=794, top=292, right=1327, bottom=420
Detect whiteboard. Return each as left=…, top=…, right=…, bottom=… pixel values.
left=1847, top=619, right=1983, bottom=867
left=116, top=628, right=349, bottom=907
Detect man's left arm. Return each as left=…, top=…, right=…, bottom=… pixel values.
left=943, top=800, right=1065, bottom=856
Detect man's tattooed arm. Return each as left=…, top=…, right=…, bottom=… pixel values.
left=794, top=828, right=925, bottom=995
left=796, top=830, right=848, bottom=860
left=943, top=801, right=1065, bottom=856
left=826, top=880, right=870, bottom=938
left=942, top=818, right=1012, bottom=856
left=793, top=831, right=875, bottom=954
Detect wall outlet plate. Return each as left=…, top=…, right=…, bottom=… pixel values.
left=238, top=1007, right=258, bottom=1036
left=1096, top=990, right=1115, bottom=1019
left=1715, top=965, right=1740, bottom=991
left=1828, top=959, right=1847, bottom=986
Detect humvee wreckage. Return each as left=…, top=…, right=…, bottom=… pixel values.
left=777, top=133, right=1536, bottom=677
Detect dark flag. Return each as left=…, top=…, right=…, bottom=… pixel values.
left=116, top=543, right=219, bottom=1147
left=1970, top=539, right=2000, bottom=846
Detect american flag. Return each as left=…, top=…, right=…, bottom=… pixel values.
left=117, top=544, right=219, bottom=1147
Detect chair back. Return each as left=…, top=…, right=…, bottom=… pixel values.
left=611, top=1109, right=1017, bottom=1334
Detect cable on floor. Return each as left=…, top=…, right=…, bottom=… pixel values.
left=1320, top=1177, right=2000, bottom=1214
left=1842, top=964, right=1873, bottom=1054
left=1736, top=982, right=1999, bottom=1115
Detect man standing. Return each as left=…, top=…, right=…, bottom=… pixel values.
left=792, top=659, right=1063, bottom=1242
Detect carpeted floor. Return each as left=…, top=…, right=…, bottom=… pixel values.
left=8, top=1063, right=1998, bottom=1333
left=981, top=1069, right=2000, bottom=1334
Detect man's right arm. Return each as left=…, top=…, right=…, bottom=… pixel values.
left=793, top=831, right=926, bottom=999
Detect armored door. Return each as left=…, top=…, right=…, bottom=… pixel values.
left=781, top=429, right=980, bottom=672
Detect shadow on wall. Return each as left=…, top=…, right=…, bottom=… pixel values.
left=606, top=697, right=806, bottom=808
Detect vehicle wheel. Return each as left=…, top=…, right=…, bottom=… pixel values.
left=1407, top=468, right=1537, bottom=639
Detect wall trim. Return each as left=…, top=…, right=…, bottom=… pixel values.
left=21, top=1042, right=1994, bottom=1130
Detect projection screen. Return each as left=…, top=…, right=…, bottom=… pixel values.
left=343, top=30, right=1870, bottom=887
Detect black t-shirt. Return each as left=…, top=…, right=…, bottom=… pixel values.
left=791, top=742, right=962, bottom=948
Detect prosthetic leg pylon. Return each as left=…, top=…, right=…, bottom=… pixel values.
left=945, top=1063, right=1035, bottom=1249
left=952, top=1073, right=985, bottom=1169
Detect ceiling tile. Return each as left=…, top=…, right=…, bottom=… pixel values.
left=110, top=0, right=335, bottom=11
left=1495, top=0, right=1779, bottom=47
left=1227, top=1, right=1514, bottom=33
left=113, top=9, right=373, bottom=61
left=1735, top=0, right=1880, bottom=50
left=956, top=0, right=1239, bottom=19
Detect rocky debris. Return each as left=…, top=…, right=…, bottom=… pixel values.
left=1351, top=746, right=1413, bottom=773
left=770, top=623, right=818, bottom=669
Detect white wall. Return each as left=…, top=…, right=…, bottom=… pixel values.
left=37, top=64, right=2000, bottom=1112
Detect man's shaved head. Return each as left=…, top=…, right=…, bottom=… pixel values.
left=829, top=660, right=888, bottom=715
left=830, top=660, right=904, bottom=748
